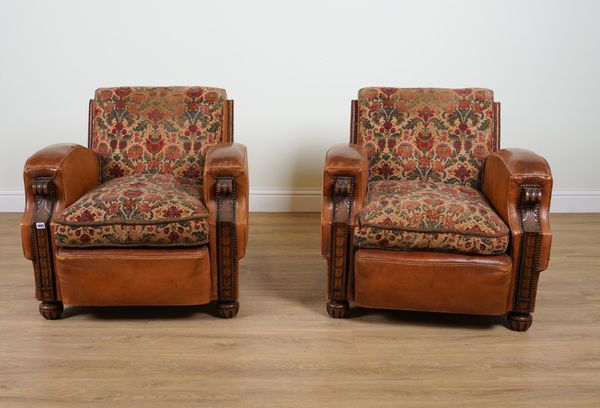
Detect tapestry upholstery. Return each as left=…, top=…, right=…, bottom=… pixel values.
left=54, top=174, right=209, bottom=248
left=357, top=88, right=496, bottom=189
left=89, top=86, right=227, bottom=185
left=354, top=180, right=509, bottom=255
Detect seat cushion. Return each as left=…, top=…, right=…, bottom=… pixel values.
left=54, top=174, right=209, bottom=248
left=354, top=180, right=509, bottom=255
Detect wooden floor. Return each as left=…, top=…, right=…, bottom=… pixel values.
left=0, top=213, right=599, bottom=407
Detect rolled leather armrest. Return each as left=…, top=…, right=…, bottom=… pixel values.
left=483, top=148, right=553, bottom=271
left=321, top=143, right=369, bottom=258
left=21, top=143, right=100, bottom=259
left=203, top=143, right=248, bottom=259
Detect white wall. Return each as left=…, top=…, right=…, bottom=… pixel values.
left=1, top=0, right=599, bottom=211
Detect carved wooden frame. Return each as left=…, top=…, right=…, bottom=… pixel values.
left=508, top=184, right=543, bottom=331
left=223, top=100, right=234, bottom=143
left=350, top=100, right=358, bottom=144
left=215, top=176, right=239, bottom=318
left=493, top=101, right=501, bottom=151
left=326, top=176, right=354, bottom=318
left=30, top=177, right=63, bottom=319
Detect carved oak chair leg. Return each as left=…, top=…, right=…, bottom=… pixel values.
left=39, top=301, right=63, bottom=320
left=217, top=301, right=239, bottom=318
left=507, top=311, right=533, bottom=332
left=327, top=299, right=349, bottom=318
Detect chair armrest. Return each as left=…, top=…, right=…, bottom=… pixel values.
left=203, top=143, right=248, bottom=260
left=322, top=143, right=369, bottom=307
left=321, top=143, right=369, bottom=258
left=203, top=143, right=248, bottom=308
left=21, top=143, right=100, bottom=260
left=483, top=148, right=553, bottom=272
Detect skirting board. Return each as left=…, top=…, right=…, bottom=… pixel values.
left=0, top=189, right=599, bottom=213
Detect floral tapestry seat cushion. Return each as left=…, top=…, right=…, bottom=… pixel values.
left=354, top=180, right=509, bottom=255
left=54, top=174, right=209, bottom=248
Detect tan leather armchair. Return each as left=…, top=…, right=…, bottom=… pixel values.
left=322, top=88, right=552, bottom=331
left=21, top=87, right=248, bottom=319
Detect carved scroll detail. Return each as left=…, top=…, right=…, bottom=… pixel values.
left=216, top=176, right=238, bottom=302
left=328, top=176, right=354, bottom=300
left=513, top=184, right=543, bottom=313
left=30, top=177, right=58, bottom=301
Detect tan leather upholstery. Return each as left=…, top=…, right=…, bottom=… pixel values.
left=321, top=143, right=368, bottom=258
left=56, top=247, right=211, bottom=306
left=354, top=249, right=513, bottom=315
left=483, top=148, right=553, bottom=272
left=204, top=143, right=249, bottom=299
left=21, top=144, right=100, bottom=260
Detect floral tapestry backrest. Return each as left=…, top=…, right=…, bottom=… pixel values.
left=356, top=88, right=499, bottom=190
left=89, top=87, right=227, bottom=185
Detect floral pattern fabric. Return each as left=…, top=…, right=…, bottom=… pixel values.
left=54, top=174, right=209, bottom=248
left=357, top=88, right=496, bottom=190
left=354, top=180, right=509, bottom=255
left=90, top=87, right=226, bottom=186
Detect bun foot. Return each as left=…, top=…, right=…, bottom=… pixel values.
left=39, top=301, right=63, bottom=320
left=507, top=312, right=532, bottom=331
left=326, top=299, right=349, bottom=318
left=217, top=301, right=239, bottom=318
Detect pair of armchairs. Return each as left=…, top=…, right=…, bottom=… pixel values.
left=21, top=86, right=552, bottom=331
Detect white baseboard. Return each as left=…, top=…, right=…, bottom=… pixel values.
left=249, top=188, right=321, bottom=212
left=0, top=191, right=26, bottom=213
left=0, top=189, right=599, bottom=213
left=550, top=190, right=600, bottom=213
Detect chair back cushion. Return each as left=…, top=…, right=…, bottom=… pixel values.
left=357, top=88, right=499, bottom=189
left=89, top=87, right=227, bottom=185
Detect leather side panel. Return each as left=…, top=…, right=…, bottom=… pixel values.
left=354, top=249, right=512, bottom=316
left=56, top=246, right=211, bottom=306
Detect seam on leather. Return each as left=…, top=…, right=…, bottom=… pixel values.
left=57, top=253, right=208, bottom=260
left=355, top=259, right=511, bottom=270
left=206, top=166, right=245, bottom=173
left=325, top=167, right=363, bottom=174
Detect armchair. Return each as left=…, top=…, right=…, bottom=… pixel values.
left=322, top=88, right=552, bottom=331
left=21, top=87, right=248, bottom=319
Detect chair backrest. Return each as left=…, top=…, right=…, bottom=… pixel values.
left=89, top=86, right=231, bottom=185
left=354, top=88, right=500, bottom=190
